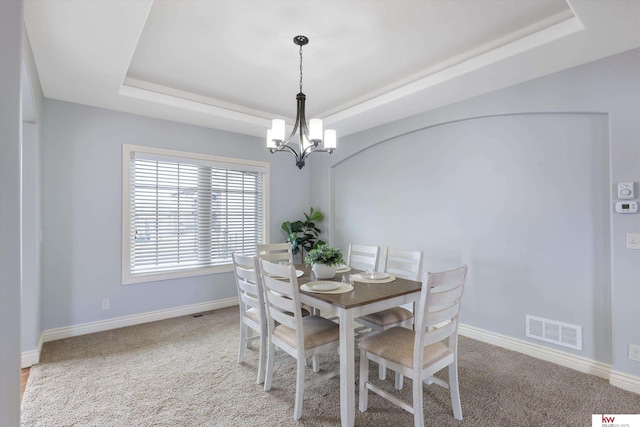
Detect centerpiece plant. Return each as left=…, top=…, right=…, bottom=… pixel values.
left=304, top=244, right=344, bottom=279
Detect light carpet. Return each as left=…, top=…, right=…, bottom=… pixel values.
left=21, top=306, right=639, bottom=426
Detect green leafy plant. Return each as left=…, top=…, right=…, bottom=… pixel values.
left=281, top=207, right=326, bottom=259
left=304, top=245, right=344, bottom=267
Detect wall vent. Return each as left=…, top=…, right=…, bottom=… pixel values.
left=525, top=315, right=582, bottom=351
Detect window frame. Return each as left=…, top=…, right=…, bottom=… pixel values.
left=122, top=144, right=270, bottom=285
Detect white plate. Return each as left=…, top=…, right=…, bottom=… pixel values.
left=336, top=266, right=351, bottom=273
left=365, top=272, right=389, bottom=280
left=305, top=281, right=341, bottom=292
left=301, top=283, right=353, bottom=294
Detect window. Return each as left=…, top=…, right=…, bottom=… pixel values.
left=122, top=145, right=269, bottom=284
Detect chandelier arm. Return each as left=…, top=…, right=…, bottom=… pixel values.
left=280, top=93, right=304, bottom=147
left=280, top=118, right=298, bottom=147
left=301, top=143, right=322, bottom=157
left=303, top=146, right=331, bottom=157
left=276, top=143, right=300, bottom=157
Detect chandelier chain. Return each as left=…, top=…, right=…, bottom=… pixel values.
left=299, top=44, right=303, bottom=93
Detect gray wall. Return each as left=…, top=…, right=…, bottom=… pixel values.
left=310, top=48, right=640, bottom=377
left=334, top=113, right=610, bottom=361
left=41, top=100, right=310, bottom=330
left=0, top=0, right=23, bottom=424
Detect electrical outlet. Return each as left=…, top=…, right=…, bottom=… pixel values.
left=629, top=344, right=640, bottom=362
left=102, top=299, right=110, bottom=310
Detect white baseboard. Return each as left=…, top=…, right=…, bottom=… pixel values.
left=42, top=297, right=239, bottom=343
left=610, top=370, right=640, bottom=395
left=21, top=334, right=43, bottom=368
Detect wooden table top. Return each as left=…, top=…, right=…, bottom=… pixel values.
left=296, top=264, right=422, bottom=309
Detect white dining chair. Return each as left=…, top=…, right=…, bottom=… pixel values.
left=356, top=248, right=423, bottom=388
left=347, top=244, right=380, bottom=272
left=381, top=247, right=424, bottom=282
left=258, top=241, right=319, bottom=317
left=260, top=259, right=340, bottom=420
left=232, top=253, right=267, bottom=384
left=358, top=265, right=468, bottom=427
left=257, top=242, right=293, bottom=264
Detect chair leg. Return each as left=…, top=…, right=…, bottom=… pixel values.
left=238, top=322, right=246, bottom=364
left=379, top=362, right=387, bottom=380
left=256, top=330, right=266, bottom=385
left=394, top=371, right=404, bottom=390
left=359, top=349, right=369, bottom=412
left=294, top=356, right=305, bottom=420
left=312, top=354, right=320, bottom=373
left=412, top=372, right=424, bottom=427
left=263, top=340, right=275, bottom=392
left=449, top=361, right=463, bottom=420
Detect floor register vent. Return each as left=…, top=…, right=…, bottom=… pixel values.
left=525, top=315, right=582, bottom=351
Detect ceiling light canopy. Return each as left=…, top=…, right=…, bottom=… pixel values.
left=267, top=35, right=336, bottom=169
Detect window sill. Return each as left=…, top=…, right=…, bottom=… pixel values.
left=122, top=263, right=234, bottom=285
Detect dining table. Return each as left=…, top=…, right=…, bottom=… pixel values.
left=295, top=264, right=423, bottom=427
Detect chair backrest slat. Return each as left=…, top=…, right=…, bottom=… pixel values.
left=383, top=248, right=423, bottom=281
left=268, top=304, right=298, bottom=330
left=422, top=321, right=457, bottom=346
left=266, top=290, right=297, bottom=314
left=239, top=287, right=260, bottom=310
left=427, top=285, right=464, bottom=308
left=237, top=268, right=261, bottom=310
left=257, top=243, right=293, bottom=264
left=426, top=304, right=460, bottom=328
left=347, top=244, right=380, bottom=272
left=262, top=275, right=294, bottom=295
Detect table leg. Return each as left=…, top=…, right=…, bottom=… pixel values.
left=339, top=310, right=355, bottom=427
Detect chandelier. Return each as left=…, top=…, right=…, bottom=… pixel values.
left=266, top=35, right=336, bottom=169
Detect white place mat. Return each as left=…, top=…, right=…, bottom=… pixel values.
left=351, top=273, right=396, bottom=284
left=301, top=282, right=354, bottom=294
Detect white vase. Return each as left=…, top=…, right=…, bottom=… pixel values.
left=312, top=263, right=337, bottom=279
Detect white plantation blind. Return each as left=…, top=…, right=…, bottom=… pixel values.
left=122, top=145, right=268, bottom=284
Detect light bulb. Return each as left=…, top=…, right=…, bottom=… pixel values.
left=266, top=129, right=276, bottom=148
left=324, top=129, right=336, bottom=150
left=309, top=119, right=323, bottom=141
left=272, top=119, right=285, bottom=142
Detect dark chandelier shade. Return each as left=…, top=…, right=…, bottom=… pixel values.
left=266, top=35, right=336, bottom=169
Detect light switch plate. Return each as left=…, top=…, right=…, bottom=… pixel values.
left=626, top=233, right=640, bottom=250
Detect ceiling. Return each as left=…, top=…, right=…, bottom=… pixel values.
left=23, top=0, right=640, bottom=139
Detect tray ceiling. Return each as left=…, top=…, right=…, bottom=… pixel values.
left=23, top=0, right=640, bottom=138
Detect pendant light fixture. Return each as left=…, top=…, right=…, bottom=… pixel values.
left=266, top=35, right=336, bottom=169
